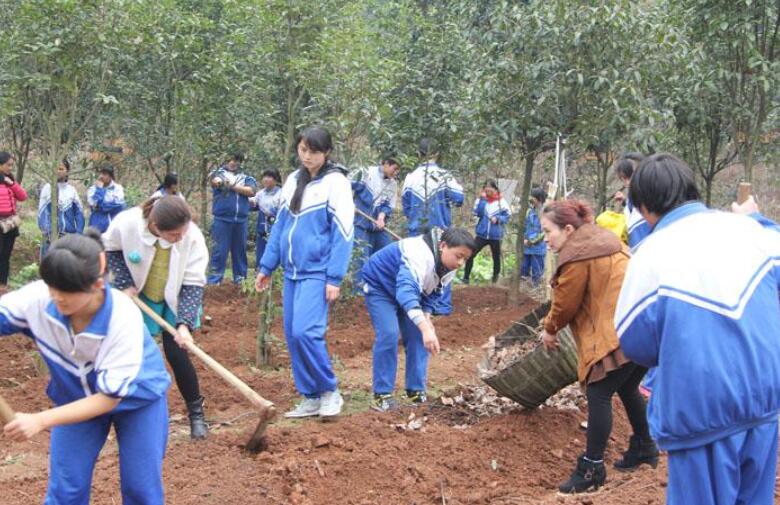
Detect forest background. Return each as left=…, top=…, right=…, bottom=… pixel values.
left=0, top=0, right=778, bottom=287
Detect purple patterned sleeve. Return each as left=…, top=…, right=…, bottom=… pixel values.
left=177, top=284, right=204, bottom=329
left=106, top=251, right=135, bottom=290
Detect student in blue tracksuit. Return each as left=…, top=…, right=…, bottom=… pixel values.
left=87, top=166, right=126, bottom=233
left=402, top=138, right=464, bottom=315
left=615, top=153, right=650, bottom=252
left=520, top=187, right=547, bottom=284
left=207, top=152, right=258, bottom=284
left=401, top=138, right=464, bottom=237
left=38, top=158, right=85, bottom=257
left=362, top=227, right=475, bottom=411
left=615, top=153, right=780, bottom=505
left=256, top=127, right=354, bottom=419
left=250, top=169, right=283, bottom=270
left=0, top=231, right=170, bottom=505
left=463, top=180, right=510, bottom=284
left=152, top=173, right=186, bottom=201
left=349, top=158, right=401, bottom=292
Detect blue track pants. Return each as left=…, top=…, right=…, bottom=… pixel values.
left=520, top=253, right=545, bottom=285
left=352, top=226, right=394, bottom=293
left=208, top=219, right=248, bottom=284
left=45, top=397, right=168, bottom=505
left=366, top=286, right=429, bottom=394
left=666, top=419, right=778, bottom=505
left=283, top=277, right=337, bottom=397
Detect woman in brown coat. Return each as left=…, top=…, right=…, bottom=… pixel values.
left=540, top=199, right=657, bottom=494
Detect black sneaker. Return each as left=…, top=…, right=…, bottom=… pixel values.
left=370, top=394, right=399, bottom=412
left=405, top=390, right=428, bottom=404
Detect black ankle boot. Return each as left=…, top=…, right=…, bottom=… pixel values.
left=558, top=455, right=606, bottom=494
left=186, top=396, right=208, bottom=440
left=614, top=434, right=659, bottom=471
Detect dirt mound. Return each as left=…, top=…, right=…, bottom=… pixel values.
left=0, top=285, right=767, bottom=504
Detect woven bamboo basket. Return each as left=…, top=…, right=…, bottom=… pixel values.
left=480, top=302, right=578, bottom=409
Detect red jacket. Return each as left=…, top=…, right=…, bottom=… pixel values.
left=0, top=180, right=28, bottom=217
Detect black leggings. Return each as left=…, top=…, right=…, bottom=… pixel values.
left=162, top=331, right=201, bottom=403
left=0, top=228, right=18, bottom=285
left=585, top=362, right=650, bottom=461
left=463, top=237, right=501, bottom=282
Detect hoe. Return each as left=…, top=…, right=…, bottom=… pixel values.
left=133, top=296, right=276, bottom=452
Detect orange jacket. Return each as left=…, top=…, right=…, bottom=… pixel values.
left=544, top=223, right=630, bottom=383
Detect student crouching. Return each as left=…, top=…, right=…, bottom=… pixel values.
left=362, top=227, right=475, bottom=411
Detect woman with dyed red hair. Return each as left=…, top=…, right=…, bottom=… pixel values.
left=540, top=199, right=656, bottom=494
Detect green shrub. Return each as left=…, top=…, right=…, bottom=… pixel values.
left=9, top=263, right=40, bottom=290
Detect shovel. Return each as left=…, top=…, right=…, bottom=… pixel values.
left=132, top=296, right=276, bottom=452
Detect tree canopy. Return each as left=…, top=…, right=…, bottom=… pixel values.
left=1, top=0, right=777, bottom=213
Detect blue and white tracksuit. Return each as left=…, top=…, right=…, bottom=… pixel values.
left=350, top=164, right=398, bottom=291
left=38, top=182, right=85, bottom=257
left=0, top=281, right=171, bottom=505
left=87, top=182, right=126, bottom=233
left=402, top=162, right=463, bottom=314
left=521, top=206, right=545, bottom=284
left=473, top=197, right=510, bottom=241
left=259, top=162, right=354, bottom=397
left=207, top=166, right=257, bottom=284
left=625, top=197, right=650, bottom=252
left=615, top=203, right=780, bottom=505
left=361, top=231, right=455, bottom=395
left=151, top=188, right=186, bottom=201
left=401, top=162, right=464, bottom=236
left=251, top=186, right=282, bottom=270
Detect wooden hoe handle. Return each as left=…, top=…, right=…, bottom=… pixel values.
left=354, top=208, right=403, bottom=241
left=737, top=182, right=752, bottom=205
left=131, top=296, right=274, bottom=411
left=0, top=393, right=15, bottom=424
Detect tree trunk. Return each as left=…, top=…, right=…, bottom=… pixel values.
left=8, top=115, right=32, bottom=183
left=704, top=176, right=713, bottom=207
left=256, top=279, right=274, bottom=367
left=200, top=157, right=210, bottom=232
left=743, top=141, right=754, bottom=183
left=509, top=153, right=535, bottom=305
left=50, top=160, right=60, bottom=242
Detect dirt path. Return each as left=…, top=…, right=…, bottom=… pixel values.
left=0, top=285, right=774, bottom=504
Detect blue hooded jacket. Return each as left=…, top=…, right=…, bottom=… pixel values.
left=251, top=186, right=282, bottom=235
left=361, top=229, right=456, bottom=325
left=473, top=196, right=510, bottom=240
left=210, top=166, right=258, bottom=223
left=87, top=182, right=126, bottom=233
left=524, top=207, right=546, bottom=255
left=401, top=162, right=463, bottom=236
left=259, top=162, right=355, bottom=287
left=615, top=203, right=780, bottom=451
left=350, top=165, right=398, bottom=231
left=38, top=182, right=85, bottom=236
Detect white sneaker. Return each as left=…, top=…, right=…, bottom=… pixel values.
left=284, top=397, right=321, bottom=418
left=318, top=389, right=344, bottom=417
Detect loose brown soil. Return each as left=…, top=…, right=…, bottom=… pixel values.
left=0, top=285, right=777, bottom=504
